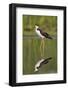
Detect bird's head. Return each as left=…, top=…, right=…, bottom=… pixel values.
left=35, top=25, right=39, bottom=29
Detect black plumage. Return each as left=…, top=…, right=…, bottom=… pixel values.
left=39, top=57, right=52, bottom=68
left=37, top=28, right=53, bottom=39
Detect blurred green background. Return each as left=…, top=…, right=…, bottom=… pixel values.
left=23, top=15, right=57, bottom=75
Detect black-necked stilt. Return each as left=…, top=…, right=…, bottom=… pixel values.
left=35, top=25, right=52, bottom=39
left=35, top=25, right=53, bottom=58
left=34, top=57, right=52, bottom=72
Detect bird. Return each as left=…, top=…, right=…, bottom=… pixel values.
left=35, top=25, right=53, bottom=58
left=34, top=57, right=52, bottom=72
left=35, top=25, right=53, bottom=39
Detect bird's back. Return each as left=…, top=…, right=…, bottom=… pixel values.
left=41, top=32, right=53, bottom=39
left=36, top=28, right=52, bottom=39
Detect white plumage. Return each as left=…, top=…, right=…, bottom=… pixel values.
left=34, top=59, right=44, bottom=72
left=35, top=25, right=45, bottom=38
left=34, top=57, right=52, bottom=72
left=35, top=28, right=45, bottom=38
left=35, top=25, right=53, bottom=39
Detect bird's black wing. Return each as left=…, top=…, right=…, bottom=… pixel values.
left=37, top=28, right=53, bottom=39
left=42, top=32, right=53, bottom=39
left=40, top=57, right=52, bottom=66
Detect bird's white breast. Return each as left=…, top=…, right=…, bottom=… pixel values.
left=35, top=59, right=44, bottom=68
left=34, top=59, right=44, bottom=72
left=35, top=29, right=44, bottom=38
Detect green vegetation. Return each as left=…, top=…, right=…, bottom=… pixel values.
left=23, top=15, right=57, bottom=36
left=23, top=15, right=57, bottom=75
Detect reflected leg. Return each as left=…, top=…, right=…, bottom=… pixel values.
left=40, top=39, right=43, bottom=58
left=40, top=39, right=45, bottom=58
left=42, top=39, right=45, bottom=58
